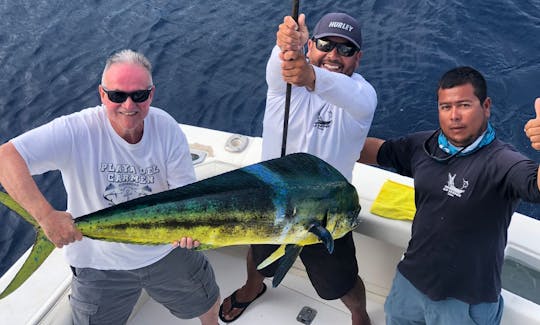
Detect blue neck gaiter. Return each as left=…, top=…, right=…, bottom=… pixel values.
left=438, top=122, right=495, bottom=156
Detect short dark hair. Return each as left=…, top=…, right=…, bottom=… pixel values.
left=438, top=66, right=487, bottom=104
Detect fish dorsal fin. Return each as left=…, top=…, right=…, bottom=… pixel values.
left=256, top=244, right=287, bottom=270
left=308, top=222, right=334, bottom=254
left=272, top=245, right=303, bottom=287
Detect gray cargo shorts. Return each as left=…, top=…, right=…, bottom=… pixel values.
left=69, top=247, right=219, bottom=325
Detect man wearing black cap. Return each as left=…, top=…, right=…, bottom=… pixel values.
left=219, top=13, right=377, bottom=325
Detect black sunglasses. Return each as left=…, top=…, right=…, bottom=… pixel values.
left=423, top=129, right=467, bottom=163
left=312, top=37, right=358, bottom=57
left=102, top=87, right=152, bottom=103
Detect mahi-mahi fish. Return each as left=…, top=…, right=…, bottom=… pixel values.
left=0, top=153, right=361, bottom=299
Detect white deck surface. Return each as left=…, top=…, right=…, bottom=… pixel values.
left=128, top=245, right=386, bottom=325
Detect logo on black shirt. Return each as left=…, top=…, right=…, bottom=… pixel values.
left=443, top=173, right=469, bottom=197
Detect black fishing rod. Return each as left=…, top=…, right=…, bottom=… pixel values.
left=280, top=0, right=300, bottom=157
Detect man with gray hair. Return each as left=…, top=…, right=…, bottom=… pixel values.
left=0, top=49, right=220, bottom=324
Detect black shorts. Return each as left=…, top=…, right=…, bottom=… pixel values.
left=251, top=231, right=358, bottom=300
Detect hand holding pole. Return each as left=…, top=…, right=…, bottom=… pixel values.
left=281, top=0, right=300, bottom=157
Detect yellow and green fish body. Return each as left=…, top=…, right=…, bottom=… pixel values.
left=0, top=153, right=361, bottom=298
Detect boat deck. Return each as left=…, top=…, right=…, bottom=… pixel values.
left=128, top=245, right=386, bottom=325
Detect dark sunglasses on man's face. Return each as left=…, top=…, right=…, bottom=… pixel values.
left=102, top=87, right=153, bottom=103
left=312, top=37, right=358, bottom=57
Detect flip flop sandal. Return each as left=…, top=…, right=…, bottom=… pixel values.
left=218, top=283, right=267, bottom=323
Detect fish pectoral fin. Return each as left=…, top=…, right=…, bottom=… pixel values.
left=308, top=223, right=334, bottom=254
left=256, top=244, right=287, bottom=270
left=272, top=244, right=303, bottom=288
left=0, top=230, right=55, bottom=299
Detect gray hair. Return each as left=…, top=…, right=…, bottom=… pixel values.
left=101, top=49, right=153, bottom=86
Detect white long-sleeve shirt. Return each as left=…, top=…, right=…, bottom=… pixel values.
left=262, top=46, right=377, bottom=181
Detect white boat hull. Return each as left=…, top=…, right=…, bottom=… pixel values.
left=1, top=123, right=539, bottom=325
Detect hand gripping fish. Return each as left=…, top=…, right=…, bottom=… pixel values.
left=0, top=153, right=361, bottom=298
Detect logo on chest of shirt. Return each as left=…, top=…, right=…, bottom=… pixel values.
left=313, top=104, right=333, bottom=130
left=100, top=162, right=160, bottom=205
left=443, top=173, right=469, bottom=197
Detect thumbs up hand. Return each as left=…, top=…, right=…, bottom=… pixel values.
left=524, top=98, right=540, bottom=150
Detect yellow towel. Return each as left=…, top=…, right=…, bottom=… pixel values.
left=370, top=179, right=416, bottom=221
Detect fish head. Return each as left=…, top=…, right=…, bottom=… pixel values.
left=324, top=183, right=361, bottom=238
left=325, top=205, right=360, bottom=238
left=291, top=182, right=361, bottom=241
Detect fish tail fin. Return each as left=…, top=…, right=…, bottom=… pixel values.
left=271, top=245, right=303, bottom=288
left=0, top=191, right=39, bottom=227
left=0, top=191, right=55, bottom=299
left=0, top=229, right=55, bottom=299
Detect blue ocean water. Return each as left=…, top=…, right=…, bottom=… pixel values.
left=0, top=0, right=539, bottom=277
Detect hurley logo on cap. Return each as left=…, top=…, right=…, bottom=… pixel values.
left=328, top=21, right=354, bottom=32
left=313, top=13, right=362, bottom=49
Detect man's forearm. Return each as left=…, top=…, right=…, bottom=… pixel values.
left=358, top=137, right=385, bottom=165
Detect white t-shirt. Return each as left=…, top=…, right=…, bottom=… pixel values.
left=12, top=105, right=196, bottom=270
left=262, top=46, right=377, bottom=181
